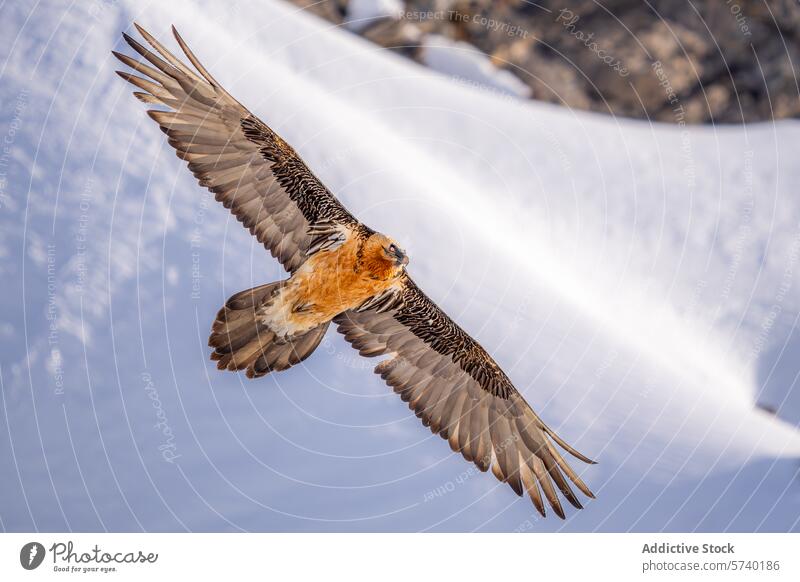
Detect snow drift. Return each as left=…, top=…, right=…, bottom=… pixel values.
left=0, top=0, right=799, bottom=532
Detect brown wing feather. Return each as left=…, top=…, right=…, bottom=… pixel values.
left=113, top=24, right=358, bottom=272
left=335, top=275, right=596, bottom=518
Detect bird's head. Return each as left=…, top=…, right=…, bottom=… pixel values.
left=361, top=232, right=409, bottom=279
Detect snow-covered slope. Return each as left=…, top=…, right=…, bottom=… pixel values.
left=1, top=0, right=799, bottom=532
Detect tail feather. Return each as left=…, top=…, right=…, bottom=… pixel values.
left=208, top=282, right=330, bottom=379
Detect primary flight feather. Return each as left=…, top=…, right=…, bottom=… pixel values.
left=113, top=24, right=596, bottom=518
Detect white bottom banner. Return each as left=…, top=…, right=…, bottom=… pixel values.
left=1, top=533, right=797, bottom=581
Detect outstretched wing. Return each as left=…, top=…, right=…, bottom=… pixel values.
left=113, top=24, right=358, bottom=272
left=334, top=276, right=596, bottom=518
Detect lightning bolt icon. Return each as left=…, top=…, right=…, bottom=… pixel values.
left=29, top=545, right=38, bottom=566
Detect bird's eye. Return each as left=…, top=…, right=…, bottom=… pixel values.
left=388, top=244, right=396, bottom=253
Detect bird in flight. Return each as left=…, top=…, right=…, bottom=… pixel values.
left=114, top=24, right=595, bottom=518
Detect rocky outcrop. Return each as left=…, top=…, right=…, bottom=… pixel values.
left=289, top=0, right=800, bottom=123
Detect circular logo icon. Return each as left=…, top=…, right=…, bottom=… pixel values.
left=20, top=542, right=46, bottom=570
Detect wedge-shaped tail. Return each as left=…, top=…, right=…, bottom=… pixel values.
left=209, top=282, right=330, bottom=378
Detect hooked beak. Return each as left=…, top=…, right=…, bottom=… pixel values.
left=394, top=248, right=409, bottom=266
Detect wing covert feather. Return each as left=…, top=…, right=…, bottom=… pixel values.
left=114, top=25, right=357, bottom=272
left=335, top=276, right=595, bottom=517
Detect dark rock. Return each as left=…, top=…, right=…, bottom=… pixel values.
left=287, top=0, right=800, bottom=124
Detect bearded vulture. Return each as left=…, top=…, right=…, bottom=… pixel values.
left=113, top=24, right=596, bottom=518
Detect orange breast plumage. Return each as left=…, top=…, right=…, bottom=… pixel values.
left=263, top=233, right=401, bottom=337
